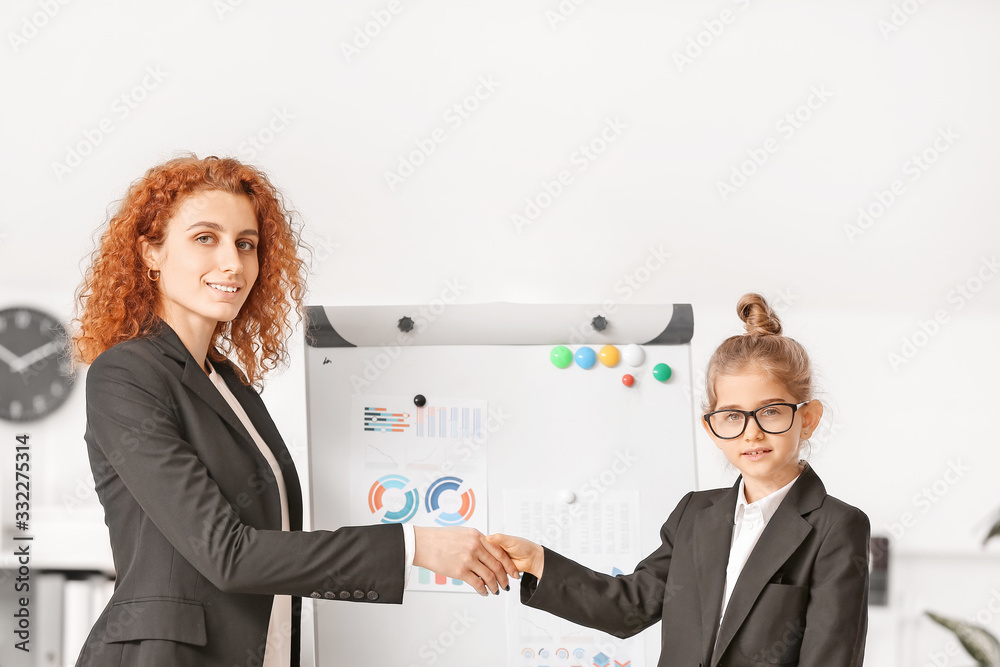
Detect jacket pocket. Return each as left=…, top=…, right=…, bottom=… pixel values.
left=103, top=596, right=207, bottom=647
left=736, top=583, right=808, bottom=664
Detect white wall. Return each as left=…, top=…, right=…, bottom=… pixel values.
left=2, top=1, right=999, bottom=664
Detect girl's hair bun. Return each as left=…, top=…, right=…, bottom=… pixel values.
left=737, top=293, right=782, bottom=337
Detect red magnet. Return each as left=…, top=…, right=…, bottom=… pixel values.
left=622, top=374, right=635, bottom=387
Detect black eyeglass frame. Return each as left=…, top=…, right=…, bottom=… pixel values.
left=702, top=401, right=811, bottom=440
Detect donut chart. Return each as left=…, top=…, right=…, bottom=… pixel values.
left=368, top=474, right=419, bottom=524
left=425, top=476, right=476, bottom=526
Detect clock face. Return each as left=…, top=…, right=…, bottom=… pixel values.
left=0, top=307, right=76, bottom=422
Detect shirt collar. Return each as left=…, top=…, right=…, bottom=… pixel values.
left=734, top=471, right=801, bottom=525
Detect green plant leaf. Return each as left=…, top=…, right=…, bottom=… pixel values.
left=926, top=611, right=1000, bottom=666
left=985, top=515, right=1000, bottom=546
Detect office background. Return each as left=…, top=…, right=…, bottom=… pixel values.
left=1, top=1, right=999, bottom=665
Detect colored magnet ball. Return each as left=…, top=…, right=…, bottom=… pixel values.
left=413, top=394, right=426, bottom=407
left=622, top=344, right=645, bottom=367
left=550, top=345, right=573, bottom=368
left=598, top=345, right=620, bottom=367
left=652, top=363, right=672, bottom=382
left=574, top=346, right=597, bottom=369
left=622, top=374, right=635, bottom=387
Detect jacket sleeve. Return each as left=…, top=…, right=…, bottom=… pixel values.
left=798, top=505, right=870, bottom=666
left=519, top=491, right=694, bottom=638
left=86, top=345, right=405, bottom=601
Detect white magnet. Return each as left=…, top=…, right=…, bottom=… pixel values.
left=560, top=490, right=576, bottom=504
left=622, top=344, right=645, bottom=367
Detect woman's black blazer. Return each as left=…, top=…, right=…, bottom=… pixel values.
left=520, top=465, right=870, bottom=666
left=76, top=322, right=404, bottom=667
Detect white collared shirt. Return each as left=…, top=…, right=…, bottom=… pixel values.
left=718, top=473, right=800, bottom=625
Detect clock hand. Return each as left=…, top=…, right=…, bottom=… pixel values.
left=12, top=340, right=63, bottom=373
left=0, top=342, right=22, bottom=372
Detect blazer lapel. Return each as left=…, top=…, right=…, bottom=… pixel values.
left=180, top=356, right=260, bottom=454
left=213, top=363, right=306, bottom=530
left=693, top=481, right=740, bottom=660
left=148, top=321, right=304, bottom=528
left=149, top=323, right=279, bottom=464
left=711, top=466, right=825, bottom=666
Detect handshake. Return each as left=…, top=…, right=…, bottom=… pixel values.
left=413, top=527, right=546, bottom=596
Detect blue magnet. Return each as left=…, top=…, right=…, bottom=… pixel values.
left=575, top=346, right=597, bottom=369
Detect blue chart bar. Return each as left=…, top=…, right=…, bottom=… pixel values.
left=414, top=406, right=486, bottom=439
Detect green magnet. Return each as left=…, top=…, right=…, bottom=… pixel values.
left=652, top=363, right=672, bottom=382
left=550, top=345, right=573, bottom=369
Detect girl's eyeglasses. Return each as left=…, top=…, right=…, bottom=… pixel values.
left=703, top=401, right=810, bottom=440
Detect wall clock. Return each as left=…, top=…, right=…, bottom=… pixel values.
left=0, top=306, right=75, bottom=422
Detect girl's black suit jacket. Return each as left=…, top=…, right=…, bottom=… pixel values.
left=76, top=322, right=404, bottom=666
left=521, top=464, right=870, bottom=667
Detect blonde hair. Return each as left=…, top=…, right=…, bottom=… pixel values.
left=702, top=293, right=813, bottom=413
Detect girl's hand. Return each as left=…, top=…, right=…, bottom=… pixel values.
left=485, top=533, right=545, bottom=579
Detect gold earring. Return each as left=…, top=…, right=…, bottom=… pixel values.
left=147, top=267, right=160, bottom=282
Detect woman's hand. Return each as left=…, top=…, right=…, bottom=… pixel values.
left=413, top=527, right=520, bottom=596
left=484, top=533, right=544, bottom=579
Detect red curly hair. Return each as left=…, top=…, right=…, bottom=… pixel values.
left=73, top=155, right=308, bottom=387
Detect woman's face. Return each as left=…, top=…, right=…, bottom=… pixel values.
left=703, top=369, right=822, bottom=497
left=140, top=190, right=259, bottom=340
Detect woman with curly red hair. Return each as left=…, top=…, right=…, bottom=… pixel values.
left=73, top=155, right=516, bottom=667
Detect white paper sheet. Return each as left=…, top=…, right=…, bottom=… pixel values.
left=503, top=490, right=646, bottom=667
left=351, top=395, right=489, bottom=593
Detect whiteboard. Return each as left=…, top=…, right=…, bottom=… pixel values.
left=303, top=303, right=696, bottom=665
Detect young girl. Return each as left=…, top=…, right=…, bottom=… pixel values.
left=489, top=293, right=869, bottom=667
left=72, top=155, right=515, bottom=667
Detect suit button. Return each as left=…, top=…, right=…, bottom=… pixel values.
left=367, top=591, right=378, bottom=601
left=310, top=592, right=321, bottom=599
left=324, top=592, right=336, bottom=599
left=353, top=590, right=364, bottom=599
left=339, top=591, right=351, bottom=600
